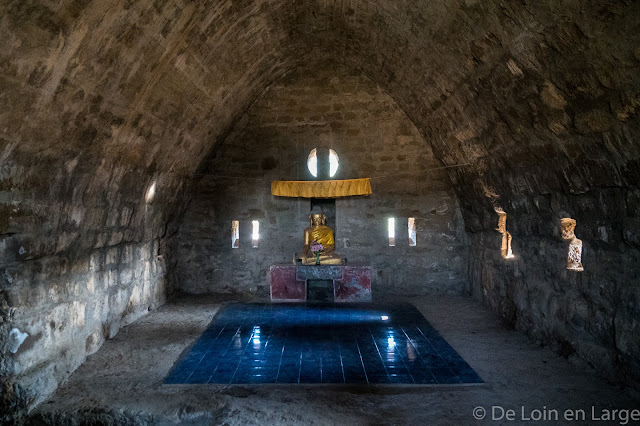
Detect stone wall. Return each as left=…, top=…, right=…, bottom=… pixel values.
left=468, top=219, right=640, bottom=389
left=2, top=0, right=639, bottom=418
left=288, top=0, right=640, bottom=391
left=175, top=62, right=468, bottom=296
left=2, top=241, right=166, bottom=418
left=414, top=3, right=640, bottom=390
left=0, top=157, right=183, bottom=421
left=0, top=0, right=304, bottom=419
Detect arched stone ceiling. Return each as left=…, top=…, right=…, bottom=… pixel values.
left=2, top=1, right=640, bottom=413
left=1, top=0, right=639, bottom=257
left=1, top=0, right=306, bottom=260
left=296, top=1, right=640, bottom=212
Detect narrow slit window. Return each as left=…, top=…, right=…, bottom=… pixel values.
left=145, top=181, right=156, bottom=203
left=231, top=220, right=239, bottom=248
left=561, top=218, right=584, bottom=271
left=252, top=220, right=259, bottom=248
left=388, top=218, right=396, bottom=247
left=408, top=218, right=416, bottom=247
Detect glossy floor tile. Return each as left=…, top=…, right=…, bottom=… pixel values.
left=165, top=303, right=483, bottom=385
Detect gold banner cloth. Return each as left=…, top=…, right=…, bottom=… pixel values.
left=271, top=178, right=372, bottom=198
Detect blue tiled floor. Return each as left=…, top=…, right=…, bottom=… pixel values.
left=165, top=303, right=483, bottom=385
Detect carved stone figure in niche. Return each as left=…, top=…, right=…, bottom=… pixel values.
left=299, top=210, right=343, bottom=265
left=495, top=208, right=514, bottom=259
left=561, top=218, right=584, bottom=271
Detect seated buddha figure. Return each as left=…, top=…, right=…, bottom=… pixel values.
left=300, top=212, right=343, bottom=265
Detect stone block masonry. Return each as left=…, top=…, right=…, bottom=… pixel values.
left=3, top=241, right=166, bottom=411
left=1, top=0, right=300, bottom=418
left=1, top=0, right=639, bottom=419
left=175, top=61, right=469, bottom=297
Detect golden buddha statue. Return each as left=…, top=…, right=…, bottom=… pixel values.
left=300, top=212, right=343, bottom=265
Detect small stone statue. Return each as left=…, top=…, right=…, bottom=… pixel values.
left=299, top=211, right=343, bottom=265
left=561, top=218, right=584, bottom=271
left=495, top=208, right=514, bottom=259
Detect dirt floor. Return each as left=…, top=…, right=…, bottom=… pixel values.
left=30, top=295, right=639, bottom=425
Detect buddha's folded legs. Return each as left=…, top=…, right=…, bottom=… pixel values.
left=301, top=253, right=343, bottom=265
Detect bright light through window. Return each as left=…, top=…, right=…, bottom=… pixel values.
left=145, top=181, right=156, bottom=203
left=307, top=148, right=339, bottom=178
left=307, top=148, right=318, bottom=177
left=329, top=149, right=339, bottom=177
left=408, top=217, right=416, bottom=247
left=388, top=218, right=396, bottom=247
left=252, top=220, right=259, bottom=248
left=231, top=220, right=239, bottom=248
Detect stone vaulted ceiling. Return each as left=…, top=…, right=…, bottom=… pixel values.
left=2, top=0, right=640, bottom=417
left=2, top=0, right=640, bottom=254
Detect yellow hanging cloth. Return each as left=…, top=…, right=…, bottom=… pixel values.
left=271, top=178, right=372, bottom=198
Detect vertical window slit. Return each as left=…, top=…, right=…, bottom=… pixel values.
left=232, top=220, right=239, bottom=248
left=145, top=181, right=156, bottom=203
left=408, top=218, right=416, bottom=247
left=388, top=217, right=396, bottom=247
left=252, top=220, right=259, bottom=248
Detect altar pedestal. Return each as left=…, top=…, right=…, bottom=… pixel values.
left=270, top=265, right=372, bottom=303
left=269, top=265, right=306, bottom=302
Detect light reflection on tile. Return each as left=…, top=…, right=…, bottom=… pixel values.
left=164, top=303, right=483, bottom=385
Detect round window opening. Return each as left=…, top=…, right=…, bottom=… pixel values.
left=307, top=148, right=339, bottom=178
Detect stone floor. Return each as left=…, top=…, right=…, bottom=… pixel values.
left=31, top=295, right=639, bottom=425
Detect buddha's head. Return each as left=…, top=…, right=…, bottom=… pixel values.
left=310, top=213, right=325, bottom=226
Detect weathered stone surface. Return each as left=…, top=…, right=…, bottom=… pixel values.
left=0, top=0, right=302, bottom=419
left=1, top=241, right=167, bottom=421
left=174, top=62, right=467, bottom=297
left=296, top=266, right=344, bottom=282
left=1, top=0, right=639, bottom=420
